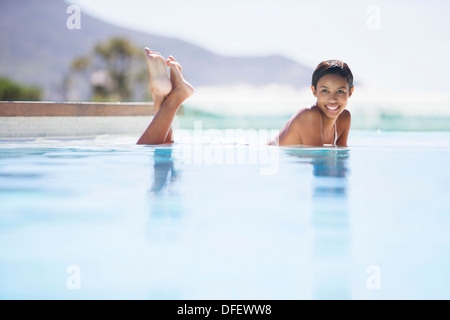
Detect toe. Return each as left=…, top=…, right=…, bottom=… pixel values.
left=169, top=61, right=180, bottom=70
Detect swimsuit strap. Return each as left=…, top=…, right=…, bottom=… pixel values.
left=334, top=122, right=337, bottom=146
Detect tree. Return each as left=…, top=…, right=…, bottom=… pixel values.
left=69, top=37, right=149, bottom=102
left=0, top=77, right=42, bottom=101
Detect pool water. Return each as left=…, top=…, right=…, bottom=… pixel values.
left=1, top=130, right=450, bottom=299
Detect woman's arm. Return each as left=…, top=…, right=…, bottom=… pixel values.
left=297, top=109, right=324, bottom=146
left=336, top=110, right=351, bottom=147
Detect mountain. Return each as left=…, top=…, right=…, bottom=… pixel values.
left=0, top=0, right=312, bottom=100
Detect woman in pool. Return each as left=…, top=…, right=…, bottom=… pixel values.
left=137, top=48, right=354, bottom=147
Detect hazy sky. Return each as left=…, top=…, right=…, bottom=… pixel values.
left=67, top=0, right=450, bottom=93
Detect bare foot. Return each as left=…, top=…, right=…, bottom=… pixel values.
left=166, top=56, right=195, bottom=99
left=144, top=48, right=172, bottom=97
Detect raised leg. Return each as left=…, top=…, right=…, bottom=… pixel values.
left=137, top=53, right=194, bottom=145
left=142, top=48, right=173, bottom=143
left=152, top=91, right=174, bottom=143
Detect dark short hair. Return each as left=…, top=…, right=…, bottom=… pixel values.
left=311, top=60, right=353, bottom=90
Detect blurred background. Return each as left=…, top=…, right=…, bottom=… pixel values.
left=1, top=0, right=449, bottom=130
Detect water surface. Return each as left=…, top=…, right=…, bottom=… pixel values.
left=1, top=131, right=449, bottom=299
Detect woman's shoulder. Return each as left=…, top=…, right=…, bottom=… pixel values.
left=292, top=106, right=322, bottom=124
left=337, top=109, right=351, bottom=124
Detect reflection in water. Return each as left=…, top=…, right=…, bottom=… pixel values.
left=286, top=149, right=351, bottom=299
left=147, top=147, right=182, bottom=242
left=150, top=148, right=178, bottom=195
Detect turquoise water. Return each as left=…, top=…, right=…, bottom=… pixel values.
left=1, top=131, right=450, bottom=299
left=180, top=106, right=450, bottom=131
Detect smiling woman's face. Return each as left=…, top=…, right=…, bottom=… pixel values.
left=311, top=73, right=353, bottom=119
